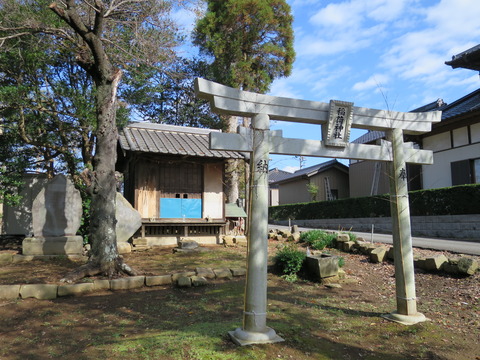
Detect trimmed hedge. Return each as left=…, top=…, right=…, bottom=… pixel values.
left=269, top=184, right=480, bottom=221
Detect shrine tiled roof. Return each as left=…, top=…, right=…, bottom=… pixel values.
left=445, top=44, right=480, bottom=71
left=119, top=122, right=244, bottom=159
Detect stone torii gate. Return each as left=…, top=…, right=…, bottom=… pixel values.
left=195, top=78, right=441, bottom=346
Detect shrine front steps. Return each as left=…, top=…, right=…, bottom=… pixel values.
left=0, top=266, right=247, bottom=301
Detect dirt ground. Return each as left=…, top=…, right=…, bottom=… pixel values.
left=0, top=238, right=479, bottom=360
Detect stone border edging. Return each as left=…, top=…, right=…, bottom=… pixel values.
left=0, top=266, right=247, bottom=301
left=333, top=233, right=479, bottom=275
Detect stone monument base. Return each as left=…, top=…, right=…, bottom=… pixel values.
left=22, top=236, right=84, bottom=256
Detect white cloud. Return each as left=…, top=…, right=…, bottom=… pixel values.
left=171, top=6, right=198, bottom=34
left=353, top=74, right=390, bottom=91
left=377, top=0, right=480, bottom=106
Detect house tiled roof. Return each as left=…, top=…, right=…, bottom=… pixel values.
left=271, top=159, right=347, bottom=184
left=439, top=88, right=480, bottom=120
left=268, top=168, right=292, bottom=184
left=351, top=130, right=385, bottom=144
left=119, top=122, right=244, bottom=159
left=352, top=87, right=480, bottom=144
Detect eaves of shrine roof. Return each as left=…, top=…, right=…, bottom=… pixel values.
left=445, top=44, right=480, bottom=71
left=119, top=122, right=244, bottom=159
left=271, top=159, right=348, bottom=185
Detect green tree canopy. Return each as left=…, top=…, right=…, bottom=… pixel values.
left=193, top=0, right=295, bottom=93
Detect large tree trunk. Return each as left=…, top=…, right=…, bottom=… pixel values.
left=61, top=71, right=136, bottom=283
left=89, top=72, right=121, bottom=275
left=225, top=115, right=239, bottom=203
left=50, top=1, right=136, bottom=282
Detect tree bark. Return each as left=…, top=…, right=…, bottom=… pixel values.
left=50, top=1, right=136, bottom=280
left=225, top=115, right=240, bottom=203
left=89, top=71, right=122, bottom=276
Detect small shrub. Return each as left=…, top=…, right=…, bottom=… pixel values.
left=300, top=230, right=336, bottom=250
left=338, top=256, right=345, bottom=268
left=281, top=273, right=299, bottom=282
left=274, top=244, right=306, bottom=277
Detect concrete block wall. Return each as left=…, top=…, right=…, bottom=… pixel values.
left=273, top=214, right=480, bottom=241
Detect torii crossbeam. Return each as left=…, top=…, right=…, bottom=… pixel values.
left=195, top=78, right=441, bottom=345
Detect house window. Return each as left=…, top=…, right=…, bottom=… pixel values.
left=330, top=189, right=338, bottom=200
left=451, top=158, right=480, bottom=185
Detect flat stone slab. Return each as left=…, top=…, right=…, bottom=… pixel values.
left=179, top=239, right=199, bottom=249
left=177, top=276, right=192, bottom=287
left=172, top=272, right=196, bottom=282
left=145, top=275, right=172, bottom=286
left=93, top=279, right=111, bottom=291
left=0, top=253, right=14, bottom=265
left=195, top=267, right=216, bottom=279
left=370, top=246, right=387, bottom=263
left=117, top=242, right=132, bottom=254
left=223, top=236, right=235, bottom=246
left=424, top=255, right=448, bottom=271
left=0, top=285, right=21, bottom=299
left=342, top=241, right=355, bottom=252
left=213, top=268, right=232, bottom=279
left=110, top=276, right=145, bottom=291
left=191, top=276, right=208, bottom=287
left=58, top=283, right=94, bottom=297
left=231, top=268, right=247, bottom=277
left=20, top=284, right=58, bottom=300
left=457, top=257, right=478, bottom=275
left=22, top=236, right=83, bottom=256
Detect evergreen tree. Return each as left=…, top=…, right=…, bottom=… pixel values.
left=193, top=0, right=295, bottom=203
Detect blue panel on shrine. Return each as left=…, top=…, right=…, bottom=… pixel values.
left=159, top=198, right=202, bottom=219
left=160, top=198, right=182, bottom=218
left=182, top=199, right=202, bottom=218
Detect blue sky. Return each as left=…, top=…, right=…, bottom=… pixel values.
left=175, top=0, right=480, bottom=172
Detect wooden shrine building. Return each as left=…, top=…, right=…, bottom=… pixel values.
left=117, top=122, right=245, bottom=246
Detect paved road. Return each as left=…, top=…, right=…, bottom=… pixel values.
left=269, top=224, right=480, bottom=256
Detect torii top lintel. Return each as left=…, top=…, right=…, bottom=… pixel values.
left=195, top=78, right=441, bottom=135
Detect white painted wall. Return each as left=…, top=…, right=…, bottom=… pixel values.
left=422, top=143, right=480, bottom=189
left=423, top=132, right=450, bottom=152
left=471, top=122, right=480, bottom=142
left=203, top=163, right=224, bottom=219
left=453, top=127, right=469, bottom=147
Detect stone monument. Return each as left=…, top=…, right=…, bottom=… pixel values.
left=22, top=174, right=83, bottom=256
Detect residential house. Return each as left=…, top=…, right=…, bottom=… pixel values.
left=117, top=122, right=245, bottom=246
left=349, top=44, right=480, bottom=197
left=268, top=168, right=292, bottom=206
left=269, top=159, right=349, bottom=205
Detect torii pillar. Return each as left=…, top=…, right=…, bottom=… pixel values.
left=383, top=128, right=427, bottom=324
left=229, top=113, right=284, bottom=345
left=195, top=78, right=441, bottom=344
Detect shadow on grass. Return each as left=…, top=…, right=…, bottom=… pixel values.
left=0, top=277, right=441, bottom=360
